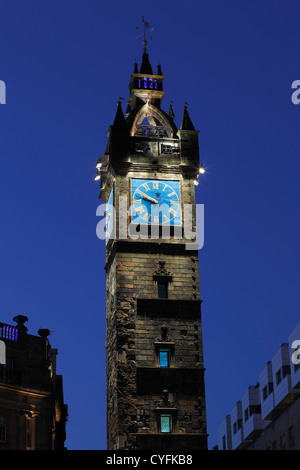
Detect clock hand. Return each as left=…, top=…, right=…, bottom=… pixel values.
left=138, top=191, right=158, bottom=204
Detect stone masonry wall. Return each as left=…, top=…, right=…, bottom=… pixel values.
left=105, top=246, right=207, bottom=449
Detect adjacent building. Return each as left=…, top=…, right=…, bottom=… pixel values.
left=216, top=322, right=300, bottom=450
left=0, top=315, right=67, bottom=450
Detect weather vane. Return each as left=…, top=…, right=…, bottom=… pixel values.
left=134, top=16, right=154, bottom=51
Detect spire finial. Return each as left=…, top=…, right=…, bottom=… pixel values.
left=135, top=16, right=154, bottom=52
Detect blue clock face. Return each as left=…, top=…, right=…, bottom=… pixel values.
left=106, top=186, right=114, bottom=243
left=131, top=179, right=181, bottom=226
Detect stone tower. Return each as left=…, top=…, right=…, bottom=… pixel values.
left=96, top=44, right=208, bottom=450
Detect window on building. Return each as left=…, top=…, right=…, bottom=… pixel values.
left=222, top=435, right=226, bottom=450
left=272, top=440, right=277, bottom=450
left=159, top=348, right=170, bottom=367
left=161, top=144, right=173, bottom=154
left=26, top=418, right=31, bottom=448
left=0, top=358, right=13, bottom=384
left=288, top=426, right=295, bottom=449
left=160, top=414, right=172, bottom=433
left=233, top=422, right=237, bottom=434
left=282, top=365, right=290, bottom=378
left=244, top=408, right=249, bottom=421
left=249, top=404, right=261, bottom=416
left=0, top=415, right=6, bottom=442
left=158, top=281, right=168, bottom=299
left=279, top=433, right=285, bottom=449
left=276, top=369, right=281, bottom=385
left=262, top=385, right=268, bottom=400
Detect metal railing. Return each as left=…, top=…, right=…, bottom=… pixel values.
left=135, top=125, right=168, bottom=138
left=0, top=323, right=18, bottom=342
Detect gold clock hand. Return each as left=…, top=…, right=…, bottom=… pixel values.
left=137, top=191, right=158, bottom=204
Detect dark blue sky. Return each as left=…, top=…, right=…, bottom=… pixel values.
left=0, top=0, right=299, bottom=450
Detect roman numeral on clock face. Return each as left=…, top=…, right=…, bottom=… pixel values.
left=168, top=208, right=177, bottom=216
left=135, top=206, right=145, bottom=215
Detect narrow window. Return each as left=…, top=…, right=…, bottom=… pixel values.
left=262, top=385, right=268, bottom=400
left=160, top=414, right=172, bottom=433
left=158, top=281, right=168, bottom=299
left=159, top=349, right=170, bottom=367
left=250, top=404, right=261, bottom=415
left=282, top=365, right=290, bottom=378
left=276, top=369, right=281, bottom=384
left=26, top=418, right=31, bottom=448
left=288, top=426, right=295, bottom=448
left=280, top=433, right=285, bottom=449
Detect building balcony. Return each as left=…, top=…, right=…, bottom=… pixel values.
left=217, top=415, right=232, bottom=450
left=0, top=323, right=18, bottom=342
left=242, top=385, right=266, bottom=440
left=272, top=343, right=293, bottom=411
left=259, top=361, right=275, bottom=420
left=136, top=366, right=204, bottom=394
left=230, top=401, right=245, bottom=449
left=134, top=125, right=168, bottom=138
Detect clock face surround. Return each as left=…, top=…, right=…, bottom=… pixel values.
left=131, top=178, right=181, bottom=226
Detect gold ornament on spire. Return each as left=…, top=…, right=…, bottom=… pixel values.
left=134, top=16, right=154, bottom=51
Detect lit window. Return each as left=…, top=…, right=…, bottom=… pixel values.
left=159, top=349, right=170, bottom=367
left=160, top=414, right=172, bottom=433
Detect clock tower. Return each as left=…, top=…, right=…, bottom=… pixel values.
left=96, top=42, right=208, bottom=450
